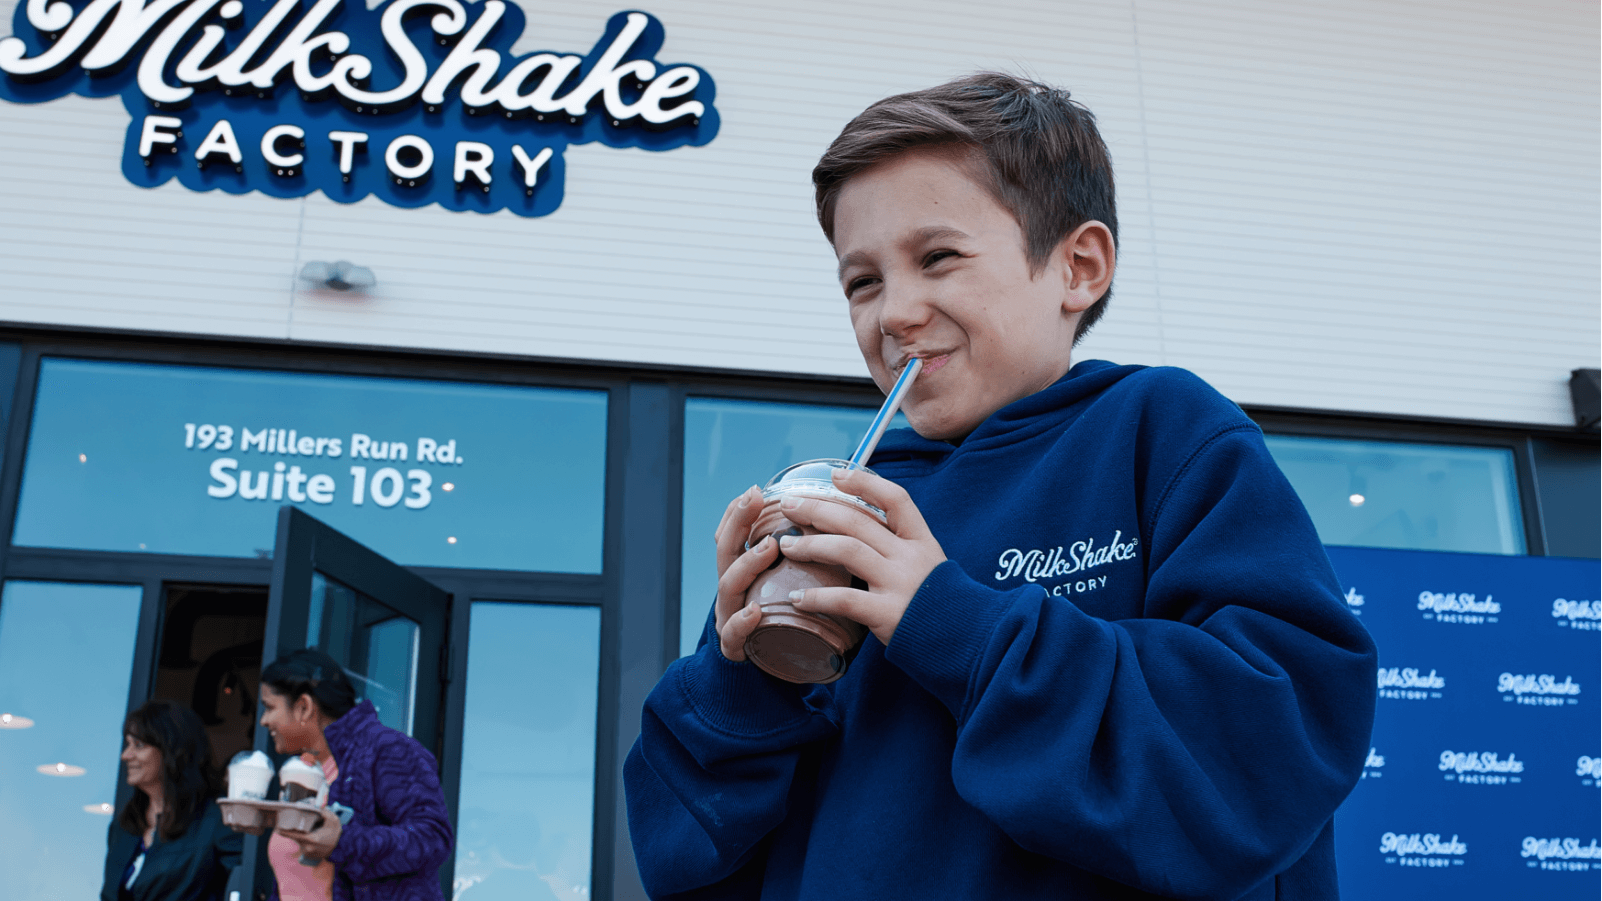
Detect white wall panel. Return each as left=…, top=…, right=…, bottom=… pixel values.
left=1122, top=0, right=1598, bottom=425
left=0, top=0, right=1594, bottom=425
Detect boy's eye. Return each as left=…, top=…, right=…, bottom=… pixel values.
left=844, top=276, right=879, bottom=296
left=923, top=249, right=958, bottom=267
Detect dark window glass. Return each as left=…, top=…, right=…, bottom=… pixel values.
left=14, top=359, right=607, bottom=572
left=0, top=581, right=142, bottom=901
left=453, top=602, right=600, bottom=900
left=1264, top=435, right=1526, bottom=555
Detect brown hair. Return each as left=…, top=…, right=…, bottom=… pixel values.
left=812, top=72, right=1118, bottom=342
left=118, top=700, right=220, bottom=841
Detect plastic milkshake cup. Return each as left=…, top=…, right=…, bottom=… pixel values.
left=742, top=458, right=887, bottom=684
left=226, top=750, right=273, bottom=801
left=278, top=756, right=327, bottom=806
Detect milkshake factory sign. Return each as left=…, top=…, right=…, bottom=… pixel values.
left=0, top=0, right=719, bottom=216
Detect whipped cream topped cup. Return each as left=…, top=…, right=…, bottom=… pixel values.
left=227, top=750, right=273, bottom=801
left=279, top=756, right=327, bottom=807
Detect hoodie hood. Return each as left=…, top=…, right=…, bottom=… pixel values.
left=870, top=359, right=1144, bottom=475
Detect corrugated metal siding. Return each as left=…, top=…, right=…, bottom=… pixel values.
left=0, top=0, right=1594, bottom=425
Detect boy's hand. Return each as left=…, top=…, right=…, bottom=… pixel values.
left=712, top=484, right=781, bottom=662
left=776, top=467, right=945, bottom=647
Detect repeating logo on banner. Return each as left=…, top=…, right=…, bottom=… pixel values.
left=1379, top=831, right=1468, bottom=868
left=1498, top=672, right=1582, bottom=707
left=1577, top=755, right=1601, bottom=788
left=1418, top=590, right=1500, bottom=625
left=0, top=1, right=720, bottom=216
left=1377, top=666, right=1445, bottom=701
left=1553, top=598, right=1600, bottom=631
left=1328, top=547, right=1599, bottom=901
left=1522, top=837, right=1600, bottom=873
left=1439, top=751, right=1523, bottom=785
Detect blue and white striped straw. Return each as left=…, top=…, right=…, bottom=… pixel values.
left=849, top=357, right=923, bottom=467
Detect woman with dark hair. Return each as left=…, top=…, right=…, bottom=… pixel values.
left=101, top=700, right=243, bottom=901
left=257, top=648, right=453, bottom=901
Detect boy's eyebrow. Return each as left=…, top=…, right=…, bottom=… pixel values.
left=835, top=226, right=972, bottom=280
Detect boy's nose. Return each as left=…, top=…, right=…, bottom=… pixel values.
left=876, top=281, right=933, bottom=338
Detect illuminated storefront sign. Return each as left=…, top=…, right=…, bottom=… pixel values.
left=0, top=1, right=719, bottom=216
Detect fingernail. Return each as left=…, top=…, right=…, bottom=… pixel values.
left=780, top=496, right=800, bottom=510
left=779, top=535, right=796, bottom=548
left=788, top=590, right=805, bottom=601
left=756, top=536, right=771, bottom=550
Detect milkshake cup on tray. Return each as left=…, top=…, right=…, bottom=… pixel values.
left=742, top=459, right=887, bottom=684
left=227, top=750, right=273, bottom=801
left=218, top=751, right=325, bottom=834
left=279, top=756, right=328, bottom=806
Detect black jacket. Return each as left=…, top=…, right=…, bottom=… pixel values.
left=101, top=798, right=242, bottom=901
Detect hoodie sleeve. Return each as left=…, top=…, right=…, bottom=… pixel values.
left=885, top=425, right=1377, bottom=901
left=624, top=622, right=841, bottom=899
left=326, top=732, right=454, bottom=884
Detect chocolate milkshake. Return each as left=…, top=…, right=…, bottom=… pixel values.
left=742, top=458, right=886, bottom=684
left=279, top=756, right=327, bottom=806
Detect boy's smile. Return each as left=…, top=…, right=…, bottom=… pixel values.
left=832, top=147, right=1113, bottom=441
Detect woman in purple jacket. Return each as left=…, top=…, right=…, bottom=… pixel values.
left=257, top=649, right=453, bottom=901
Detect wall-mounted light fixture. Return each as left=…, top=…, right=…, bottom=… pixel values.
left=1570, top=369, right=1599, bottom=430
left=300, top=261, right=376, bottom=291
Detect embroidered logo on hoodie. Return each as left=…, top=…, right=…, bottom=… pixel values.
left=994, top=531, right=1139, bottom=583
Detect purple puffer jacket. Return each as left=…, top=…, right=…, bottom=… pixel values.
left=323, top=701, right=454, bottom=901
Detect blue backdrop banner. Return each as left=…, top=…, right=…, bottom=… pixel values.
left=1327, top=545, right=1599, bottom=899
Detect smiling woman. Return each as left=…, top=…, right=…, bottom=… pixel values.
left=103, top=700, right=241, bottom=901
left=254, top=649, right=453, bottom=901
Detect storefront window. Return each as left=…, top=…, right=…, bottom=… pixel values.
left=453, top=602, right=600, bottom=901
left=1264, top=435, right=1526, bottom=555
left=680, top=398, right=900, bottom=656
left=0, top=581, right=142, bottom=901
left=14, top=359, right=607, bottom=572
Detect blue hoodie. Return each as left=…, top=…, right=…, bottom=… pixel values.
left=626, top=361, right=1377, bottom=900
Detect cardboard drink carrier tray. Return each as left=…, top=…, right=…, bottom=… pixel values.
left=218, top=798, right=324, bottom=834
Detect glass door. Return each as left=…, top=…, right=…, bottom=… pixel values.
left=236, top=507, right=451, bottom=901
left=262, top=507, right=449, bottom=745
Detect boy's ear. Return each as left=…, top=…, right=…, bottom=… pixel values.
left=1057, top=220, right=1116, bottom=315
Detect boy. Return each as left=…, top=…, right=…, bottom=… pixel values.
left=625, top=73, right=1376, bottom=900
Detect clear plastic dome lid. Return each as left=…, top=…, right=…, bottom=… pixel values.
left=761, top=458, right=885, bottom=521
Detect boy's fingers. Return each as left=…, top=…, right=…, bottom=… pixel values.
left=718, top=601, right=762, bottom=661
left=714, top=486, right=763, bottom=573
left=778, top=496, right=899, bottom=557
left=788, top=586, right=876, bottom=631
left=832, top=468, right=932, bottom=539
left=775, top=533, right=882, bottom=582
left=715, top=537, right=778, bottom=626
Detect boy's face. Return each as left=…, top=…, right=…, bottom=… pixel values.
left=833, top=148, right=1098, bottom=441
